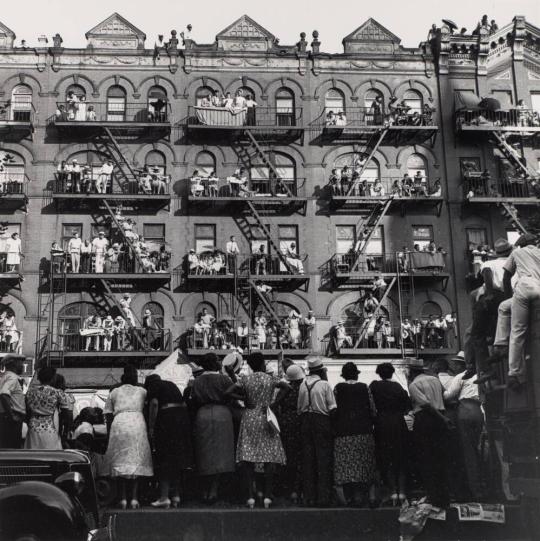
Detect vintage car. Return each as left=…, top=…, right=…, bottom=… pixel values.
left=0, top=449, right=114, bottom=541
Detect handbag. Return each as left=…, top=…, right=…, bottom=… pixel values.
left=266, top=406, right=280, bottom=435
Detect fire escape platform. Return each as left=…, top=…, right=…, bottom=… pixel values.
left=187, top=348, right=312, bottom=358
left=321, top=125, right=437, bottom=145
left=467, top=196, right=540, bottom=205
left=188, top=195, right=307, bottom=214
left=54, top=121, right=171, bottom=138
left=57, top=272, right=171, bottom=283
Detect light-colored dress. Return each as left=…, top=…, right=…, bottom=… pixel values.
left=25, top=384, right=68, bottom=450
left=104, top=384, right=153, bottom=478
left=6, top=237, right=21, bottom=266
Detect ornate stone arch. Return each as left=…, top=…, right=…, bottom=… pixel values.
left=133, top=142, right=178, bottom=169
left=392, top=79, right=433, bottom=103
left=325, top=291, right=399, bottom=324
left=262, top=77, right=305, bottom=101
left=405, top=290, right=452, bottom=319
left=0, top=292, right=28, bottom=322
left=130, top=290, right=178, bottom=320
left=179, top=293, right=232, bottom=322
left=96, top=76, right=137, bottom=98
left=313, top=78, right=354, bottom=101
left=275, top=292, right=312, bottom=314
left=0, top=73, right=42, bottom=97
left=182, top=145, right=227, bottom=167
left=224, top=77, right=265, bottom=100
left=320, top=145, right=389, bottom=169
left=136, top=76, right=178, bottom=99
left=184, top=77, right=225, bottom=98
left=395, top=145, right=440, bottom=170
left=270, top=145, right=306, bottom=168
left=0, top=143, right=35, bottom=167
left=52, top=74, right=97, bottom=97
left=353, top=79, right=393, bottom=103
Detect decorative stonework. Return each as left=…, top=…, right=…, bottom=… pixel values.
left=0, top=20, right=15, bottom=49
left=85, top=12, right=146, bottom=50
left=342, top=18, right=401, bottom=54
left=216, top=15, right=276, bottom=52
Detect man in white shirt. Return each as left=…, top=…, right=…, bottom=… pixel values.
left=226, top=235, right=240, bottom=274
left=97, top=160, right=114, bottom=194
left=91, top=231, right=109, bottom=273
left=201, top=308, right=215, bottom=327
left=71, top=159, right=81, bottom=193
left=67, top=231, right=82, bottom=273
left=236, top=321, right=249, bottom=349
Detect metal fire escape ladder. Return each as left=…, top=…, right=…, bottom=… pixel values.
left=247, top=279, right=282, bottom=326
left=345, top=127, right=389, bottom=197
left=499, top=203, right=529, bottom=234
left=353, top=276, right=397, bottom=348
left=350, top=198, right=393, bottom=272
left=245, top=201, right=294, bottom=273
left=491, top=131, right=538, bottom=179
left=243, top=130, right=294, bottom=197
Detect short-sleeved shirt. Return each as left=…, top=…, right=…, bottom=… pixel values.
left=503, top=246, right=540, bottom=282
left=297, top=375, right=337, bottom=416
left=0, top=371, right=26, bottom=419
left=480, top=257, right=507, bottom=291
left=444, top=371, right=479, bottom=402
left=408, top=374, right=445, bottom=413
left=26, top=385, right=69, bottom=418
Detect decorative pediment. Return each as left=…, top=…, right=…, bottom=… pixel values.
left=0, top=21, right=15, bottom=49
left=216, top=15, right=276, bottom=52
left=343, top=18, right=401, bottom=54
left=85, top=13, right=146, bottom=50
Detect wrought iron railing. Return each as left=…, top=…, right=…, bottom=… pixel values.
left=455, top=108, right=540, bottom=129
left=189, top=177, right=306, bottom=198
left=314, top=106, right=436, bottom=128
left=328, top=176, right=440, bottom=197
left=0, top=252, right=23, bottom=274
left=0, top=172, right=28, bottom=195
left=463, top=173, right=540, bottom=199
left=0, top=101, right=35, bottom=124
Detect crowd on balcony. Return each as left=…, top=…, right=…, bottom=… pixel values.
left=0, top=311, right=21, bottom=353
left=196, top=89, right=258, bottom=124
left=464, top=168, right=540, bottom=199
left=457, top=98, right=540, bottom=128
left=52, top=228, right=170, bottom=275
left=0, top=351, right=487, bottom=510
left=188, top=308, right=316, bottom=352
left=77, top=307, right=165, bottom=353
left=328, top=165, right=441, bottom=198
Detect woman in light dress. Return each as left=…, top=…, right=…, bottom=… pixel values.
left=75, top=95, right=87, bottom=121
left=287, top=311, right=301, bottom=348
left=104, top=365, right=153, bottom=509
left=6, top=232, right=22, bottom=272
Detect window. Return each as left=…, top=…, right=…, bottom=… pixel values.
left=106, top=85, right=126, bottom=121
left=412, top=225, right=433, bottom=250
left=58, top=302, right=105, bottom=337
left=0, top=150, right=25, bottom=184
left=460, top=157, right=481, bottom=176
left=61, top=224, right=83, bottom=251
left=407, top=154, right=427, bottom=180
left=194, top=224, right=216, bottom=253
left=194, top=151, right=216, bottom=178
left=364, top=89, right=383, bottom=111
left=365, top=226, right=384, bottom=255
left=66, top=84, right=86, bottom=100
left=506, top=230, right=521, bottom=245
left=336, top=226, right=356, bottom=254
left=249, top=224, right=269, bottom=254
left=421, top=301, right=442, bottom=318
left=11, top=84, right=32, bottom=122
left=147, top=85, right=167, bottom=121
left=142, top=302, right=164, bottom=328
left=236, top=86, right=255, bottom=100
left=196, top=86, right=215, bottom=106
left=531, top=92, right=540, bottom=115
left=0, top=224, right=21, bottom=253
left=403, top=90, right=423, bottom=114
left=276, top=88, right=295, bottom=126
left=491, top=90, right=513, bottom=108
left=66, top=151, right=106, bottom=181
left=278, top=225, right=299, bottom=253
left=325, top=88, right=344, bottom=115
left=250, top=153, right=296, bottom=194
left=145, top=150, right=167, bottom=175
left=466, top=228, right=487, bottom=248
left=90, top=224, right=111, bottom=240
left=143, top=224, right=165, bottom=253
left=335, top=153, right=379, bottom=184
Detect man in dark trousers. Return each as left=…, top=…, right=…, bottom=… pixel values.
left=408, top=358, right=451, bottom=508
left=0, top=355, right=26, bottom=448
left=297, top=357, right=337, bottom=506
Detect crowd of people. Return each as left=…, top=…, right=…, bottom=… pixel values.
left=189, top=308, right=316, bottom=351
left=0, top=351, right=485, bottom=510
left=56, top=159, right=170, bottom=196
left=196, top=88, right=258, bottom=126
left=457, top=97, right=540, bottom=128
left=0, top=311, right=21, bottom=353
left=325, top=97, right=435, bottom=128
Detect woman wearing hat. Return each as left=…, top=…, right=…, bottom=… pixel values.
left=333, top=362, right=377, bottom=506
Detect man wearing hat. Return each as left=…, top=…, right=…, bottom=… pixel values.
left=502, top=233, right=540, bottom=388
left=297, top=357, right=337, bottom=507
left=97, top=160, right=114, bottom=194
left=407, top=357, right=450, bottom=508
left=91, top=231, right=109, bottom=273
left=119, top=293, right=135, bottom=327
left=0, top=355, right=25, bottom=448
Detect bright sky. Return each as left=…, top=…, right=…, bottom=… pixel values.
left=3, top=0, right=539, bottom=52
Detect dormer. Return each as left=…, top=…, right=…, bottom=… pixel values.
left=342, top=18, right=401, bottom=54
left=0, top=21, right=15, bottom=49
left=216, top=15, right=276, bottom=52
left=85, top=12, right=146, bottom=50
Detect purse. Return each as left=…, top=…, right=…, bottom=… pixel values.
left=266, top=406, right=280, bottom=435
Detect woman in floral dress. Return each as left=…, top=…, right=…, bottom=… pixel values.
left=104, top=365, right=153, bottom=509
left=227, top=351, right=289, bottom=508
left=25, top=367, right=70, bottom=450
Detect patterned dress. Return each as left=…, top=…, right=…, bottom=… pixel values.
left=104, top=384, right=153, bottom=478
left=25, top=384, right=68, bottom=450
left=236, top=372, right=286, bottom=465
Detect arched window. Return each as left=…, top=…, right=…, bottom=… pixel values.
left=194, top=302, right=215, bottom=323
left=235, top=86, right=255, bottom=100
left=335, top=153, right=379, bottom=184
left=364, top=90, right=384, bottom=125
left=407, top=153, right=427, bottom=181
left=276, top=87, right=295, bottom=126
left=106, top=85, right=126, bottom=122
left=0, top=150, right=25, bottom=187
left=142, top=302, right=164, bottom=328
left=196, top=86, right=215, bottom=106
left=403, top=90, right=423, bottom=114
left=145, top=150, right=167, bottom=175
left=195, top=151, right=216, bottom=178
left=420, top=301, right=442, bottom=319
left=147, top=85, right=168, bottom=122
left=250, top=152, right=296, bottom=195
left=325, top=88, right=344, bottom=115
left=58, top=302, right=107, bottom=337
left=11, top=84, right=32, bottom=122
left=66, top=84, right=86, bottom=100
left=66, top=151, right=107, bottom=182
left=364, top=89, right=383, bottom=110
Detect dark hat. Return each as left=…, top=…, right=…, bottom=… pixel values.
left=515, top=233, right=537, bottom=248
left=494, top=238, right=512, bottom=256
left=406, top=357, right=427, bottom=370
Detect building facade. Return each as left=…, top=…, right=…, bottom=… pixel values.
left=0, top=13, right=538, bottom=384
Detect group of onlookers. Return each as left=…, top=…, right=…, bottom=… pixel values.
left=0, top=311, right=20, bottom=353
left=197, top=89, right=258, bottom=125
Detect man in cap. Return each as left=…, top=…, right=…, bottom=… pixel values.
left=407, top=358, right=450, bottom=508
left=0, top=355, right=25, bottom=448
left=91, top=231, right=109, bottom=273
left=297, top=357, right=337, bottom=507
left=502, top=233, right=540, bottom=389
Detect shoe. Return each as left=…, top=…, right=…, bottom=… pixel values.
left=130, top=500, right=140, bottom=509
left=247, top=498, right=255, bottom=509
left=263, top=498, right=272, bottom=509
left=171, top=496, right=181, bottom=508
left=119, top=499, right=127, bottom=510
left=150, top=498, right=170, bottom=509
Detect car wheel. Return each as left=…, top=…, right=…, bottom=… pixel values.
left=95, top=477, right=116, bottom=507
